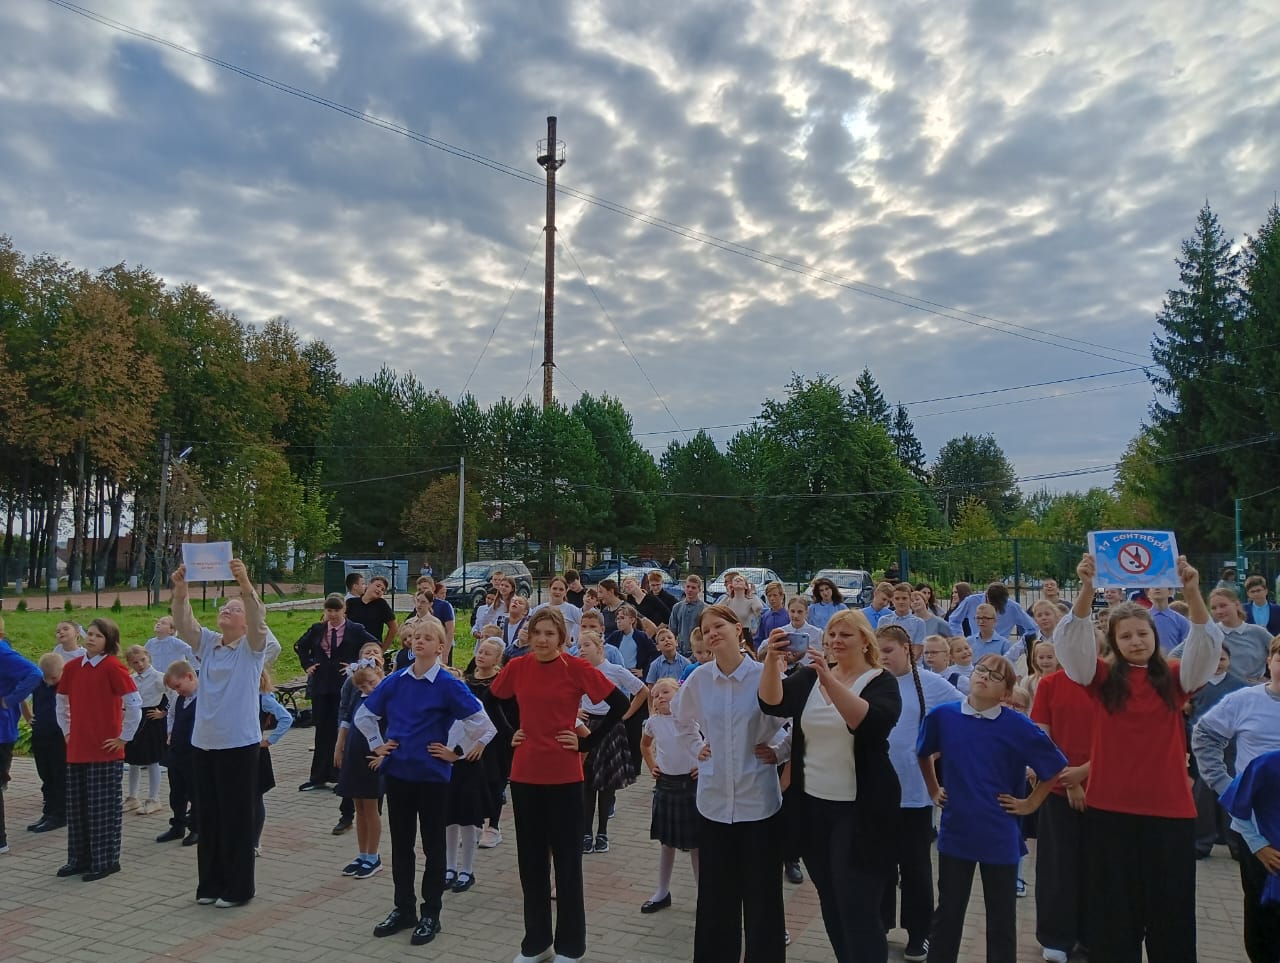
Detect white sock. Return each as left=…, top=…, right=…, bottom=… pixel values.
left=652, top=845, right=675, bottom=901
left=128, top=766, right=141, bottom=797
left=146, top=763, right=162, bottom=801
left=445, top=825, right=460, bottom=872
left=459, top=826, right=478, bottom=874
left=690, top=848, right=700, bottom=887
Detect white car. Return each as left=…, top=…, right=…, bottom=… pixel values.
left=706, top=567, right=784, bottom=599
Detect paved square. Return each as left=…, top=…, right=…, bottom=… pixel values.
left=0, top=736, right=1247, bottom=961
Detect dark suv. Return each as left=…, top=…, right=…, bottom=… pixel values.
left=440, top=560, right=533, bottom=609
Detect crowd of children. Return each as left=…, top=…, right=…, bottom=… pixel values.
left=2, top=558, right=1278, bottom=963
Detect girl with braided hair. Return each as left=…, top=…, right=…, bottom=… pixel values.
left=875, top=623, right=964, bottom=962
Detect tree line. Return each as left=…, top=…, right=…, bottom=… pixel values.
left=3, top=201, right=1268, bottom=588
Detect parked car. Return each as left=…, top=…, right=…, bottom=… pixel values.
left=706, top=567, right=784, bottom=599
left=802, top=568, right=874, bottom=608
left=579, top=557, right=659, bottom=584
left=440, top=560, right=533, bottom=608
left=614, top=566, right=677, bottom=593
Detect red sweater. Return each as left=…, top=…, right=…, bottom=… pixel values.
left=490, top=652, right=616, bottom=785
left=1078, top=658, right=1194, bottom=818
left=1030, top=670, right=1097, bottom=797
left=57, top=655, right=137, bottom=764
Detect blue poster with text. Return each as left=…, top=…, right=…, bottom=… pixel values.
left=1087, top=530, right=1182, bottom=589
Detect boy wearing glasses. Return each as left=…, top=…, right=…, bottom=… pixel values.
left=917, top=654, right=1068, bottom=963
left=968, top=603, right=1026, bottom=663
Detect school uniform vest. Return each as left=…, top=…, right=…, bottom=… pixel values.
left=171, top=696, right=197, bottom=755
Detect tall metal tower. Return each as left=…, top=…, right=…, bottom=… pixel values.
left=537, top=116, right=566, bottom=410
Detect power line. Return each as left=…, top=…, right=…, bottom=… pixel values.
left=559, top=230, right=687, bottom=439
left=46, top=0, right=1156, bottom=368
left=458, top=229, right=543, bottom=400
left=913, top=379, right=1149, bottom=418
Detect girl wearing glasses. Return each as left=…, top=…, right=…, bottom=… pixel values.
left=917, top=654, right=1068, bottom=963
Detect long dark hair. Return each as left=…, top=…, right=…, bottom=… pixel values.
left=89, top=617, right=121, bottom=656
left=811, top=577, right=843, bottom=605
left=986, top=582, right=1009, bottom=615
left=1098, top=603, right=1178, bottom=713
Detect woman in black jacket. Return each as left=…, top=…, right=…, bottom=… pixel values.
left=758, top=608, right=902, bottom=963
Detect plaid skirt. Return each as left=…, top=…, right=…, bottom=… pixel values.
left=651, top=773, right=699, bottom=851
left=583, top=714, right=634, bottom=793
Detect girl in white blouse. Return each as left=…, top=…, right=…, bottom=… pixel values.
left=124, top=646, right=169, bottom=815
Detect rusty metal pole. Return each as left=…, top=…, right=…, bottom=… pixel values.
left=540, top=116, right=563, bottom=410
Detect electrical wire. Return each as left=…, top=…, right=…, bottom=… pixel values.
left=45, top=0, right=1156, bottom=368
left=559, top=230, right=687, bottom=439
left=458, top=229, right=543, bottom=400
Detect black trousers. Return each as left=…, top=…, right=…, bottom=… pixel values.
left=1230, top=829, right=1280, bottom=963
left=695, top=812, right=786, bottom=963
left=66, top=760, right=124, bottom=873
left=31, top=732, right=66, bottom=821
left=309, top=692, right=341, bottom=783
left=511, top=781, right=588, bottom=959
left=929, top=854, right=1017, bottom=963
left=384, top=775, right=450, bottom=919
left=804, top=794, right=889, bottom=963
left=1085, top=809, right=1196, bottom=963
left=1192, top=775, right=1229, bottom=855
left=194, top=744, right=260, bottom=903
left=167, top=752, right=197, bottom=830
left=880, top=806, right=935, bottom=947
left=0, top=742, right=12, bottom=846
left=1035, top=792, right=1088, bottom=954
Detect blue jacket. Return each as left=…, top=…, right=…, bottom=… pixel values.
left=0, top=640, right=41, bottom=744
left=1244, top=600, right=1280, bottom=636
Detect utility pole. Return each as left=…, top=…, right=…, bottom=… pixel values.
left=456, top=456, right=466, bottom=568
left=152, top=432, right=171, bottom=607
left=537, top=116, right=565, bottom=410
left=1235, top=497, right=1246, bottom=587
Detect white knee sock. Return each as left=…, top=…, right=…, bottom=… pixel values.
left=146, top=763, right=162, bottom=802
left=690, top=848, right=700, bottom=887
left=445, top=824, right=460, bottom=872
left=128, top=766, right=141, bottom=797
left=459, top=826, right=478, bottom=875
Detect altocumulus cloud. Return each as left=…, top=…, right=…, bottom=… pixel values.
left=0, top=0, right=1276, bottom=482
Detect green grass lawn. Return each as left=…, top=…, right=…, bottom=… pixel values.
left=1, top=603, right=478, bottom=752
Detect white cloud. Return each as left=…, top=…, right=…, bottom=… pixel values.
left=1, top=0, right=1276, bottom=490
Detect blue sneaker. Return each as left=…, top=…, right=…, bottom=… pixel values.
left=342, top=858, right=366, bottom=877
left=353, top=857, right=382, bottom=880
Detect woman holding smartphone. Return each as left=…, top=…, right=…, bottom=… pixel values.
left=758, top=609, right=903, bottom=963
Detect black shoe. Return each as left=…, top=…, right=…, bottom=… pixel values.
left=640, top=893, right=672, bottom=914
left=56, top=863, right=89, bottom=878
left=82, top=865, right=121, bottom=882
left=298, top=780, right=327, bottom=792
left=444, top=869, right=457, bottom=889
left=372, top=907, right=415, bottom=938
left=784, top=860, right=804, bottom=885
left=182, top=832, right=199, bottom=847
left=451, top=872, right=475, bottom=893
left=594, top=833, right=610, bottom=853
left=582, top=834, right=594, bottom=854
left=332, top=817, right=353, bottom=835
left=27, top=818, right=49, bottom=832
left=904, top=937, right=929, bottom=962
left=156, top=826, right=185, bottom=843
left=410, top=916, right=442, bottom=946
left=40, top=818, right=67, bottom=832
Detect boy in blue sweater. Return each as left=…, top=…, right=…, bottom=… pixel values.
left=918, top=653, right=1067, bottom=963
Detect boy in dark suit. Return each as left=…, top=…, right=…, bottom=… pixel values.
left=295, top=594, right=378, bottom=792
left=24, top=653, right=67, bottom=832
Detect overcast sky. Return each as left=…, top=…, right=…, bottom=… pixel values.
left=2, top=0, right=1277, bottom=491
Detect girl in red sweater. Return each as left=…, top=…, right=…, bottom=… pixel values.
left=490, top=607, right=630, bottom=963
left=55, top=618, right=142, bottom=881
left=1055, top=554, right=1222, bottom=961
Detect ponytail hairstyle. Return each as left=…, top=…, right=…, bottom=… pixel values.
left=1098, top=602, right=1178, bottom=713
left=876, top=623, right=925, bottom=722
